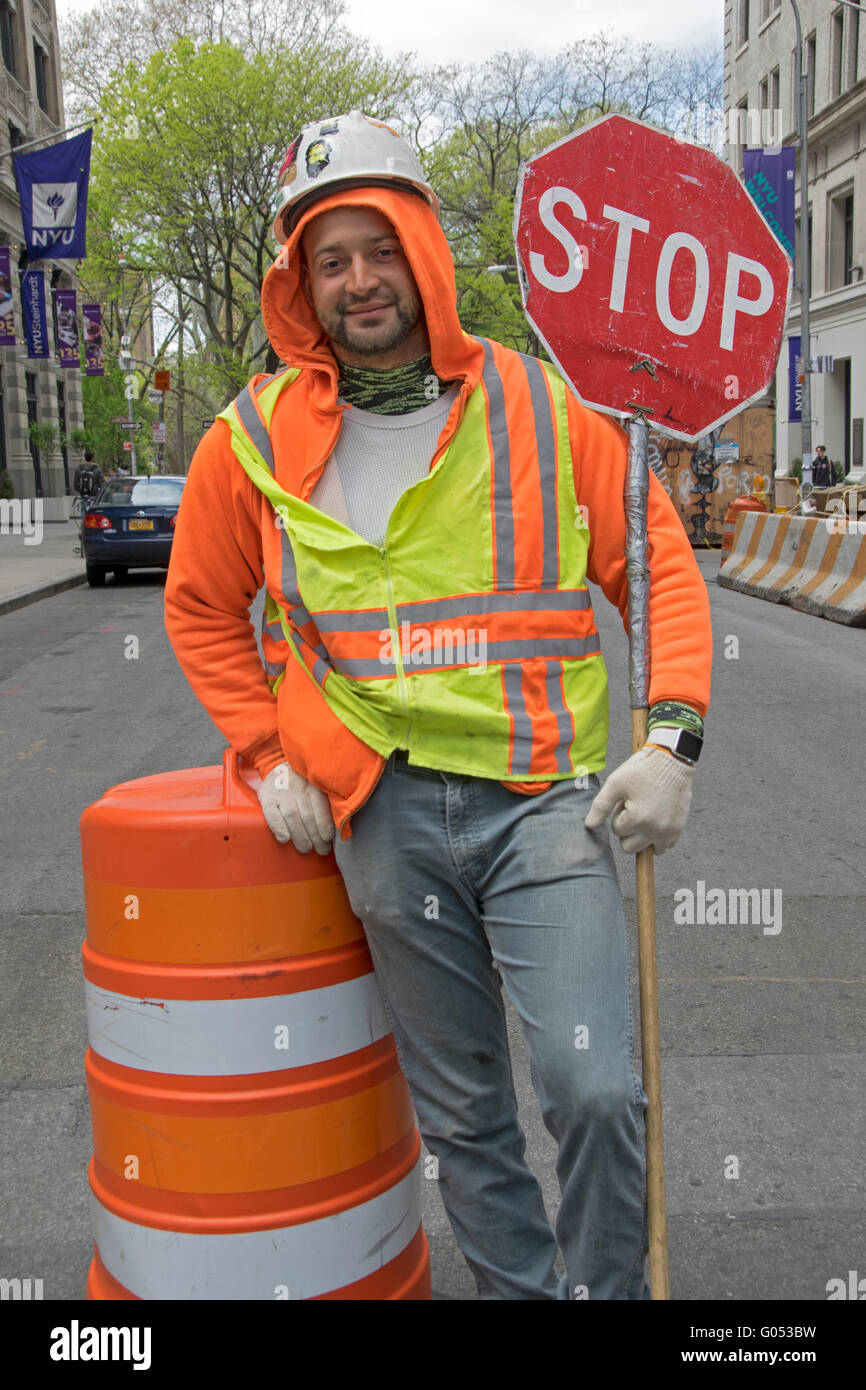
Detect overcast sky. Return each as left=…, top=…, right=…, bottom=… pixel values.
left=55, top=0, right=723, bottom=64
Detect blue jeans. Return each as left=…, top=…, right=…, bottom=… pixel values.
left=333, top=751, right=649, bottom=1300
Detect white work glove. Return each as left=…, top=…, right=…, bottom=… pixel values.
left=584, top=745, right=693, bottom=854
left=257, top=761, right=335, bottom=855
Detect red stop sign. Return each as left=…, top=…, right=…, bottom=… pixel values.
left=514, top=115, right=792, bottom=441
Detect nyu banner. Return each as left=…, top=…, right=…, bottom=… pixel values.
left=0, top=246, right=15, bottom=346
left=82, top=303, right=104, bottom=376
left=743, top=146, right=796, bottom=259
left=13, top=128, right=92, bottom=260
left=55, top=288, right=80, bottom=368
left=21, top=267, right=49, bottom=358
left=788, top=336, right=802, bottom=423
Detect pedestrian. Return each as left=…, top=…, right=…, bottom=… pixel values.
left=72, top=450, right=103, bottom=501
left=811, top=445, right=833, bottom=489
left=165, top=110, right=712, bottom=1301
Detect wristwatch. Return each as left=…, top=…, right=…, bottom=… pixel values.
left=646, top=726, right=703, bottom=765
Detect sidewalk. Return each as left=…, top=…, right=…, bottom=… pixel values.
left=0, top=518, right=86, bottom=615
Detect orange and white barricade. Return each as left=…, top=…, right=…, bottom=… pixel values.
left=80, top=750, right=430, bottom=1299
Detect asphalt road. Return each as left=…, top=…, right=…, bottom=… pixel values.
left=0, top=552, right=863, bottom=1301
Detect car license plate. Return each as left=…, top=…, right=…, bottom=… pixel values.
left=128, top=519, right=154, bottom=530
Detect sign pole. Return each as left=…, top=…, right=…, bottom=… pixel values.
left=624, top=402, right=670, bottom=1301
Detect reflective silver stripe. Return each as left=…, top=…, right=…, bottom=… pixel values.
left=394, top=590, right=590, bottom=623
left=333, top=635, right=600, bottom=680
left=90, top=1161, right=422, bottom=1300
left=544, top=660, right=575, bottom=773
left=502, top=663, right=533, bottom=775
left=264, top=658, right=286, bottom=678
left=481, top=339, right=515, bottom=591
left=85, top=974, right=388, bottom=1076
left=523, top=356, right=560, bottom=589
left=280, top=529, right=303, bottom=608
left=235, top=385, right=275, bottom=473
left=291, top=630, right=331, bottom=687
left=254, top=372, right=276, bottom=395
left=313, top=606, right=390, bottom=633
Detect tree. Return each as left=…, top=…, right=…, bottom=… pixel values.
left=59, top=0, right=347, bottom=116
left=82, top=32, right=414, bottom=420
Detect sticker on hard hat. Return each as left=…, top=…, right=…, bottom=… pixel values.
left=278, top=135, right=301, bottom=185
left=305, top=140, right=331, bottom=179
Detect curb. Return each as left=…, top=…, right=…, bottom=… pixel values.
left=0, top=571, right=88, bottom=617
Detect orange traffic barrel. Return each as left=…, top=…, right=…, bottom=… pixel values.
left=720, top=494, right=767, bottom=560
left=80, top=748, right=430, bottom=1300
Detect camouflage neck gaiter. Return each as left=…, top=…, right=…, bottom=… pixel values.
left=336, top=354, right=454, bottom=416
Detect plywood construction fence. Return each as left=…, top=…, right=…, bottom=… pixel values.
left=649, top=404, right=776, bottom=548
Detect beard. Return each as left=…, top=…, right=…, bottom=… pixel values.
left=321, top=291, right=422, bottom=357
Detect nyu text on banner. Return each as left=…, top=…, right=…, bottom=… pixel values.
left=21, top=267, right=49, bottom=358
left=13, top=128, right=92, bottom=260
left=743, top=146, right=796, bottom=260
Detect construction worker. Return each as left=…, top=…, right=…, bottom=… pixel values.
left=165, top=110, right=712, bottom=1301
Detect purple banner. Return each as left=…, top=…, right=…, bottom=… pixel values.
left=55, top=288, right=80, bottom=368
left=0, top=246, right=15, bottom=346
left=743, top=146, right=796, bottom=260
left=788, top=335, right=802, bottom=423
left=82, top=302, right=104, bottom=376
left=21, top=267, right=49, bottom=358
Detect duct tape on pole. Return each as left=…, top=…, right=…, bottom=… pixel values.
left=514, top=113, right=792, bottom=1300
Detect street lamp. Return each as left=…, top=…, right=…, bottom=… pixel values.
left=117, top=253, right=138, bottom=476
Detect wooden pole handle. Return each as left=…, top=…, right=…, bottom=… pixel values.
left=632, top=706, right=670, bottom=1300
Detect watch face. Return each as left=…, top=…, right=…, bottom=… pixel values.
left=677, top=731, right=702, bottom=761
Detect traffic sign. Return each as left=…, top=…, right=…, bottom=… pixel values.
left=147, top=389, right=163, bottom=404
left=110, top=419, right=143, bottom=429
left=154, top=369, right=171, bottom=391
left=153, top=422, right=166, bottom=443
left=514, top=114, right=793, bottom=441
left=122, top=441, right=133, bottom=451
left=202, top=418, right=215, bottom=430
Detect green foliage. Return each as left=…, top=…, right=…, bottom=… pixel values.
left=788, top=458, right=802, bottom=481
left=0, top=468, right=14, bottom=499
left=67, top=427, right=91, bottom=452
left=28, top=422, right=60, bottom=453
left=80, top=365, right=155, bottom=471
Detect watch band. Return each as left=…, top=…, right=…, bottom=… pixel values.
left=646, top=725, right=702, bottom=764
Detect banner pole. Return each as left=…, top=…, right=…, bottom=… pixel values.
left=624, top=404, right=670, bottom=1301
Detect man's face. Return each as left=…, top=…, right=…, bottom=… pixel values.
left=300, top=206, right=428, bottom=367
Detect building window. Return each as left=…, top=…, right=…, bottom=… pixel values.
left=7, top=121, right=23, bottom=150
left=828, top=190, right=855, bottom=290
left=738, top=0, right=750, bottom=47
left=831, top=10, right=844, bottom=99
left=0, top=0, right=15, bottom=79
left=56, top=379, right=69, bottom=492
left=25, top=370, right=42, bottom=497
left=759, top=0, right=781, bottom=22
left=33, top=43, right=49, bottom=114
left=806, top=33, right=816, bottom=117
left=848, top=8, right=860, bottom=88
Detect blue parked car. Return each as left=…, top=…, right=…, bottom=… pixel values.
left=82, top=475, right=187, bottom=586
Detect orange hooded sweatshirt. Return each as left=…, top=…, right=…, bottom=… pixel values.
left=164, top=184, right=712, bottom=839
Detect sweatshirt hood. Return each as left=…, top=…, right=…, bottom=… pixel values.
left=261, top=185, right=484, bottom=410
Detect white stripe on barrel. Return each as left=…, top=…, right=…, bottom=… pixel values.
left=90, top=1161, right=422, bottom=1300
left=85, top=973, right=389, bottom=1075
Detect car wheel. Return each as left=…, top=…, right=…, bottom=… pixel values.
left=86, top=564, right=107, bottom=587
left=112, top=566, right=128, bottom=582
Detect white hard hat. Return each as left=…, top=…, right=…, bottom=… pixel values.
left=273, top=110, right=438, bottom=244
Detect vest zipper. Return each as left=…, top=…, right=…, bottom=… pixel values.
left=379, top=545, right=409, bottom=725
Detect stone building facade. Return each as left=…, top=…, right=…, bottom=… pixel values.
left=724, top=0, right=866, bottom=482
left=0, top=0, right=84, bottom=515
